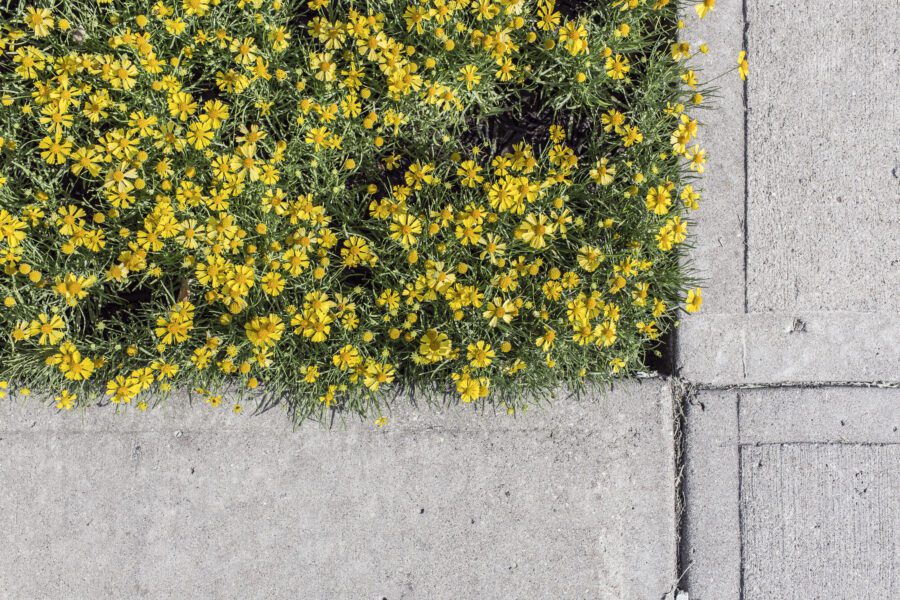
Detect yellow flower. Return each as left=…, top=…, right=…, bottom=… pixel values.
left=106, top=376, right=140, bottom=404
left=457, top=160, right=484, bottom=187
left=50, top=342, right=95, bottom=381
left=452, top=371, right=489, bottom=403
left=653, top=299, right=667, bottom=318
left=24, top=6, right=54, bottom=37
left=186, top=120, right=214, bottom=149
left=685, top=288, right=703, bottom=313
left=594, top=321, right=617, bottom=347
left=389, top=213, right=422, bottom=247
left=419, top=329, right=453, bottom=363
left=621, top=125, right=643, bottom=147
left=636, top=321, right=659, bottom=340
left=38, top=134, right=72, bottom=165
left=589, top=158, right=616, bottom=186
left=609, top=358, right=626, bottom=374
left=681, top=185, right=701, bottom=210
left=201, top=100, right=230, bottom=129
left=559, top=21, right=589, bottom=56
left=109, top=58, right=138, bottom=90
left=332, top=344, right=361, bottom=371
left=605, top=54, right=630, bottom=80
left=466, top=341, right=495, bottom=368
left=738, top=51, right=749, bottom=81
left=182, top=0, right=211, bottom=17
left=305, top=126, right=330, bottom=150
left=646, top=185, right=672, bottom=215
left=245, top=314, right=285, bottom=348
left=261, top=272, right=286, bottom=296
left=515, top=213, right=554, bottom=250
left=495, top=58, right=516, bottom=81
left=458, top=65, right=481, bottom=90
left=302, top=365, right=320, bottom=383
left=225, top=264, right=255, bottom=296
left=695, top=0, right=716, bottom=19
left=52, top=273, right=96, bottom=306
left=230, top=36, right=258, bottom=66
left=309, top=52, right=336, bottom=81
left=577, top=245, right=604, bottom=273
left=154, top=301, right=195, bottom=345
left=483, top=297, right=517, bottom=327
left=405, top=161, right=435, bottom=189
left=167, top=91, right=198, bottom=121
left=340, top=236, right=375, bottom=267
left=535, top=328, right=556, bottom=352
left=364, top=361, right=395, bottom=391
left=28, top=313, right=65, bottom=346
left=602, top=109, right=626, bottom=134
left=537, top=3, right=561, bottom=31
left=55, top=390, right=76, bottom=411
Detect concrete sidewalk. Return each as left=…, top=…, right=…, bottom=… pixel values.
left=681, top=386, right=899, bottom=599
left=678, top=1, right=899, bottom=598
left=0, top=382, right=677, bottom=599
left=1, top=1, right=898, bottom=599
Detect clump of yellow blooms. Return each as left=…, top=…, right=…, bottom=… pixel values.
left=0, top=0, right=739, bottom=423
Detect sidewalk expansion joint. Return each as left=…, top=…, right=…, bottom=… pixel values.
left=692, top=380, right=900, bottom=390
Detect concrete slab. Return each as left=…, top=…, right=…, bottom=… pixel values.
left=742, top=444, right=900, bottom=599
left=676, top=314, right=747, bottom=384
left=676, top=0, right=900, bottom=384
left=740, top=386, right=900, bottom=444
left=682, top=386, right=900, bottom=600
left=745, top=0, right=900, bottom=314
left=675, top=0, right=747, bottom=384
left=680, top=389, right=741, bottom=600
left=680, top=0, right=746, bottom=315
left=0, top=381, right=677, bottom=599
left=677, top=312, right=900, bottom=384
left=739, top=313, right=900, bottom=383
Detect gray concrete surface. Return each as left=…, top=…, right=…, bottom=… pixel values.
left=676, top=0, right=900, bottom=384
left=678, top=312, right=900, bottom=385
left=742, top=444, right=899, bottom=599
left=680, top=389, right=741, bottom=599
left=680, top=0, right=746, bottom=315
left=675, top=0, right=747, bottom=384
left=0, top=381, right=677, bottom=600
left=678, top=2, right=900, bottom=592
left=745, top=0, right=900, bottom=314
left=681, top=386, right=900, bottom=600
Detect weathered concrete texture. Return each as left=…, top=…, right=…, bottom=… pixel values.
left=679, top=0, right=899, bottom=597
left=738, top=313, right=900, bottom=383
left=680, top=0, right=746, bottom=314
left=675, top=0, right=748, bottom=383
left=676, top=314, right=746, bottom=384
left=677, top=312, right=900, bottom=384
left=0, top=381, right=676, bottom=600
left=682, top=386, right=900, bottom=600
left=740, top=386, right=900, bottom=444
left=745, top=0, right=900, bottom=312
left=677, top=0, right=900, bottom=384
left=680, top=389, right=741, bottom=600
left=742, top=444, right=900, bottom=599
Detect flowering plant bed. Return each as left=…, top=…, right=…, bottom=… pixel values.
left=0, top=0, right=724, bottom=422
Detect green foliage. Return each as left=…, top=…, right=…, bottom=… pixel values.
left=0, top=0, right=711, bottom=422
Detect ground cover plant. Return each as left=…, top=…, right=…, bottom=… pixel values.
left=0, top=0, right=739, bottom=423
